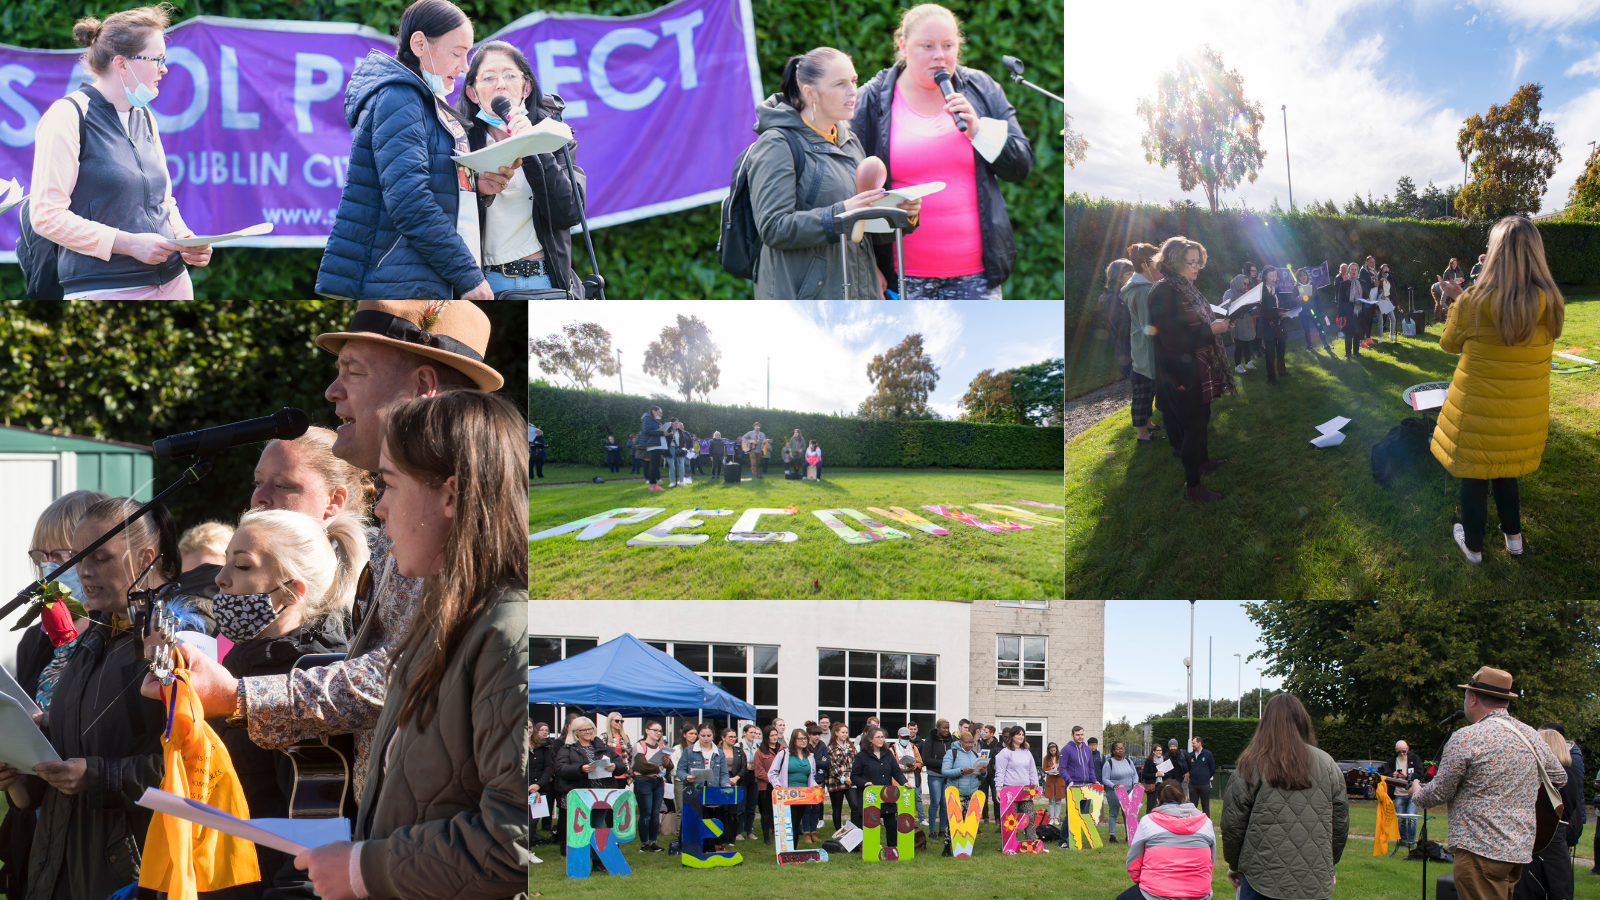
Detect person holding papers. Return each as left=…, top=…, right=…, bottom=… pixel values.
left=456, top=41, right=587, bottom=298
left=851, top=4, right=1034, bottom=300
left=1257, top=267, right=1291, bottom=385
left=748, top=48, right=921, bottom=300
left=1223, top=275, right=1258, bottom=374
left=1430, top=217, right=1564, bottom=565
left=1149, top=236, right=1234, bottom=503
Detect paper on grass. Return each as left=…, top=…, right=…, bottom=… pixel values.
left=137, top=788, right=350, bottom=855
left=171, top=223, right=273, bottom=247
left=835, top=822, right=863, bottom=852
left=0, top=692, right=57, bottom=770
left=451, top=119, right=574, bottom=172
left=0, top=178, right=23, bottom=215
left=1310, top=431, right=1346, bottom=448
left=0, top=662, right=42, bottom=717
left=1316, top=416, right=1351, bottom=435
left=862, top=182, right=946, bottom=233
left=1410, top=389, right=1448, bottom=411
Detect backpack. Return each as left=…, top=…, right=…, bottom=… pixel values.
left=1037, top=823, right=1061, bottom=842
left=17, top=91, right=90, bottom=302
left=718, top=128, right=823, bottom=281
left=1370, top=417, right=1441, bottom=485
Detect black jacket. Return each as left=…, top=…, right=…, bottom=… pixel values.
left=726, top=744, right=751, bottom=786
left=850, top=747, right=909, bottom=789
left=529, top=737, right=557, bottom=796
left=1336, top=278, right=1358, bottom=319
left=603, top=440, right=621, bottom=465
left=1142, top=755, right=1166, bottom=785
left=1376, top=750, right=1423, bottom=784
left=465, top=93, right=586, bottom=295
left=850, top=63, right=1035, bottom=291
left=926, top=730, right=955, bottom=781
left=1164, top=747, right=1189, bottom=780
left=0, top=626, right=54, bottom=899
left=553, top=741, right=621, bottom=797
left=1149, top=279, right=1218, bottom=415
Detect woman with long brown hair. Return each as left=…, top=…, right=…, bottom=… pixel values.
left=1220, top=693, right=1348, bottom=900
left=1432, top=216, right=1565, bottom=564
left=295, top=390, right=528, bottom=900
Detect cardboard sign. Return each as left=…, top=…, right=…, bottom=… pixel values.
left=861, top=783, right=916, bottom=862
left=812, top=509, right=912, bottom=544
left=944, top=786, right=983, bottom=858
left=921, top=505, right=1034, bottom=533
left=726, top=508, right=799, bottom=543
left=680, top=785, right=743, bottom=868
left=863, top=507, right=952, bottom=536
left=624, top=508, right=733, bottom=547
left=530, top=507, right=663, bottom=541
left=565, top=788, right=637, bottom=878
left=1114, top=784, right=1145, bottom=842
left=971, top=504, right=1063, bottom=526
left=1064, top=784, right=1104, bottom=849
left=997, top=784, right=1045, bottom=854
left=770, top=786, right=828, bottom=865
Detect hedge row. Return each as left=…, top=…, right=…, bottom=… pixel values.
left=1153, top=716, right=1447, bottom=768
left=7, top=0, right=1063, bottom=300
left=529, top=385, right=1061, bottom=468
left=1065, top=198, right=1600, bottom=334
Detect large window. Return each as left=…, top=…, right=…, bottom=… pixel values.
left=996, top=719, right=1048, bottom=771
left=529, top=636, right=598, bottom=733
left=997, top=635, right=1046, bottom=689
left=644, top=641, right=778, bottom=735
left=817, top=648, right=937, bottom=736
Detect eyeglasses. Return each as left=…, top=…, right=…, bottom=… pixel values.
left=29, top=549, right=74, bottom=566
left=475, top=72, right=524, bottom=88
left=128, top=54, right=166, bottom=67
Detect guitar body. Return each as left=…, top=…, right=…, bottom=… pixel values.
left=1533, top=786, right=1563, bottom=853
left=287, top=652, right=356, bottom=820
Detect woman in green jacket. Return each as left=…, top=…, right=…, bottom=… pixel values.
left=1122, top=242, right=1164, bottom=443
left=297, top=390, right=528, bottom=900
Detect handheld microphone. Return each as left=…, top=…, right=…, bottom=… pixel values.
left=490, top=95, right=513, bottom=122
left=1438, top=710, right=1465, bottom=728
left=153, top=408, right=311, bottom=459
left=931, top=70, right=968, bottom=133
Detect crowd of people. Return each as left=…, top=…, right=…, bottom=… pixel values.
left=632, top=409, right=824, bottom=488
left=0, top=299, right=528, bottom=900
left=1097, top=219, right=1564, bottom=565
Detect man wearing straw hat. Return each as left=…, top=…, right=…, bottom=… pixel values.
left=1409, top=667, right=1568, bottom=900
left=149, top=299, right=505, bottom=798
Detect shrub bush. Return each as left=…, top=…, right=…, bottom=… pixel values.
left=530, top=385, right=1061, bottom=468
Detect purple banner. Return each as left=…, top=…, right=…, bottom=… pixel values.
left=0, top=0, right=761, bottom=258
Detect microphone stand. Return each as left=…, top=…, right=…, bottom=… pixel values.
left=561, top=144, right=606, bottom=301
left=0, top=457, right=214, bottom=624
left=1001, top=57, right=1064, bottom=106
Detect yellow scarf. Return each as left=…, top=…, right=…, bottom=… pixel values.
left=1372, top=780, right=1400, bottom=856
left=139, top=653, right=259, bottom=900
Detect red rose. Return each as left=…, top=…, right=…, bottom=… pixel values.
left=40, top=598, right=79, bottom=646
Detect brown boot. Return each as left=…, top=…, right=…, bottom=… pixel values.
left=1185, top=484, right=1224, bottom=502
left=1199, top=458, right=1229, bottom=475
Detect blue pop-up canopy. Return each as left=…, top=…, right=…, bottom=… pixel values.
left=528, top=633, right=758, bottom=719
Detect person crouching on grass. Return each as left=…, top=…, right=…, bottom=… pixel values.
left=295, top=391, right=528, bottom=900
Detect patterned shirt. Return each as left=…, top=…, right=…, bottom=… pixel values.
left=1410, top=709, right=1567, bottom=864
left=242, top=528, right=423, bottom=797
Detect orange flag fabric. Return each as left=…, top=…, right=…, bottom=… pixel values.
left=139, top=652, right=260, bottom=900
left=1372, top=779, right=1400, bottom=856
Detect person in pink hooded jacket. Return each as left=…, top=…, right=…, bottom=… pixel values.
left=1121, top=782, right=1216, bottom=900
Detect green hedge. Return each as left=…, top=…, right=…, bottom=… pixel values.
left=7, top=0, right=1063, bottom=300
left=1150, top=718, right=1259, bottom=768
left=530, top=384, right=1060, bottom=468
left=1065, top=198, right=1600, bottom=334
left=1153, top=716, right=1452, bottom=769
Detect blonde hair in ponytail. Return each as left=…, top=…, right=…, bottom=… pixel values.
left=234, top=509, right=371, bottom=623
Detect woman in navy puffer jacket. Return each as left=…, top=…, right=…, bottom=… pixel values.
left=316, top=0, right=496, bottom=303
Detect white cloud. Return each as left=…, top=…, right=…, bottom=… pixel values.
left=1466, top=13, right=1479, bottom=25
left=1547, top=85, right=1600, bottom=209
left=1511, top=47, right=1527, bottom=82
left=1568, top=50, right=1600, bottom=76
left=1472, top=0, right=1600, bottom=30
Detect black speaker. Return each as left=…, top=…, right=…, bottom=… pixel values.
left=724, top=462, right=742, bottom=484
left=1436, top=874, right=1457, bottom=900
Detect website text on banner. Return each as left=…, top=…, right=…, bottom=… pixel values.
left=0, top=0, right=761, bottom=257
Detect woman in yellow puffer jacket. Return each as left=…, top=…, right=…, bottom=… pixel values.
left=1430, top=216, right=1565, bottom=564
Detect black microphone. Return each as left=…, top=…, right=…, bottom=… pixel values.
left=490, top=94, right=513, bottom=122
left=153, top=408, right=311, bottom=459
left=1438, top=710, right=1465, bottom=728
left=931, top=70, right=968, bottom=133
left=1002, top=56, right=1025, bottom=78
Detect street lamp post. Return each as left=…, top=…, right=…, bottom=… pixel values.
left=1258, top=670, right=1264, bottom=718
left=1208, top=636, right=1213, bottom=718
left=1187, top=601, right=1196, bottom=747
left=616, top=349, right=624, bottom=392
left=1234, top=653, right=1241, bottom=718
left=1282, top=104, right=1293, bottom=212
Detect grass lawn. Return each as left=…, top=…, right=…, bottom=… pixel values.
left=530, top=468, right=1064, bottom=601
left=1065, top=294, right=1600, bottom=599
left=531, top=802, right=1600, bottom=898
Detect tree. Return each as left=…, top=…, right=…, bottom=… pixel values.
left=1005, top=357, right=1065, bottom=426
left=1391, top=176, right=1421, bottom=219
left=857, top=333, right=939, bottom=420
left=1245, top=597, right=1600, bottom=731
left=642, top=315, right=722, bottom=402
left=1456, top=83, right=1562, bottom=219
left=957, top=369, right=1016, bottom=424
left=1064, top=112, right=1089, bottom=170
left=1566, top=144, right=1600, bottom=211
left=528, top=322, right=619, bottom=389
left=1103, top=717, right=1140, bottom=747
left=1136, top=45, right=1266, bottom=212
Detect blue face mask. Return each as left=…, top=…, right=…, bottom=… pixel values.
left=420, top=44, right=449, bottom=98
left=475, top=107, right=507, bottom=129
left=120, top=69, right=158, bottom=108
left=54, top=566, right=84, bottom=600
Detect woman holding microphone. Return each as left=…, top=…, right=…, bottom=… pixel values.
left=456, top=41, right=588, bottom=298
left=748, top=48, right=921, bottom=300
left=851, top=3, right=1035, bottom=300
left=316, top=0, right=495, bottom=304
left=29, top=7, right=210, bottom=299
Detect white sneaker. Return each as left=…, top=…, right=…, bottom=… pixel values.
left=1453, top=523, right=1483, bottom=564
left=1505, top=533, right=1524, bottom=555
left=1245, top=361, right=1257, bottom=370
left=684, top=477, right=693, bottom=484
left=1234, top=364, right=1246, bottom=374
left=531, top=852, right=543, bottom=864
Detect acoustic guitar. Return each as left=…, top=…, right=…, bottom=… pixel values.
left=284, top=652, right=357, bottom=820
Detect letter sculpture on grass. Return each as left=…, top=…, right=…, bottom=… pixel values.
left=997, top=784, right=1045, bottom=854
left=812, top=509, right=911, bottom=544
left=771, top=786, right=829, bottom=865
left=680, top=785, right=743, bottom=868
left=529, top=507, right=663, bottom=540
left=624, top=508, right=733, bottom=546
left=944, top=786, right=984, bottom=858
left=726, top=508, right=799, bottom=542
left=863, top=506, right=952, bottom=535
left=1064, top=784, right=1105, bottom=849
left=922, top=505, right=1034, bottom=533
left=1012, top=500, right=1067, bottom=510
left=566, top=788, right=637, bottom=878
left=1114, top=783, right=1145, bottom=842
left=971, top=504, right=1064, bottom=526
left=861, top=783, right=916, bottom=861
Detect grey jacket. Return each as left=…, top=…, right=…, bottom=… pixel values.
left=1220, top=745, right=1348, bottom=900
left=353, top=582, right=527, bottom=900
left=747, top=95, right=912, bottom=300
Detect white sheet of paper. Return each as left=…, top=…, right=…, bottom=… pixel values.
left=137, top=788, right=350, bottom=855
left=0, top=693, right=56, bottom=770
left=1210, top=304, right=1228, bottom=316
left=171, top=222, right=274, bottom=247
left=587, top=761, right=615, bottom=779
left=1310, top=431, right=1347, bottom=448
left=863, top=181, right=946, bottom=233
left=1155, top=758, right=1173, bottom=775
left=836, top=823, right=863, bottom=851
left=1555, top=352, right=1598, bottom=365
left=451, top=119, right=574, bottom=172
left=0, top=663, right=42, bottom=717
left=1411, top=389, right=1448, bottom=411
left=1378, top=298, right=1396, bottom=315
left=1278, top=306, right=1302, bottom=318
left=1316, top=416, right=1351, bottom=435
left=0, top=178, right=23, bottom=214
left=528, top=794, right=550, bottom=819
left=175, top=631, right=217, bottom=662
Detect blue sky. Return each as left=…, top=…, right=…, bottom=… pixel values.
left=1065, top=0, right=1600, bottom=215
left=1102, top=601, right=1286, bottom=726
left=528, top=300, right=1064, bottom=420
